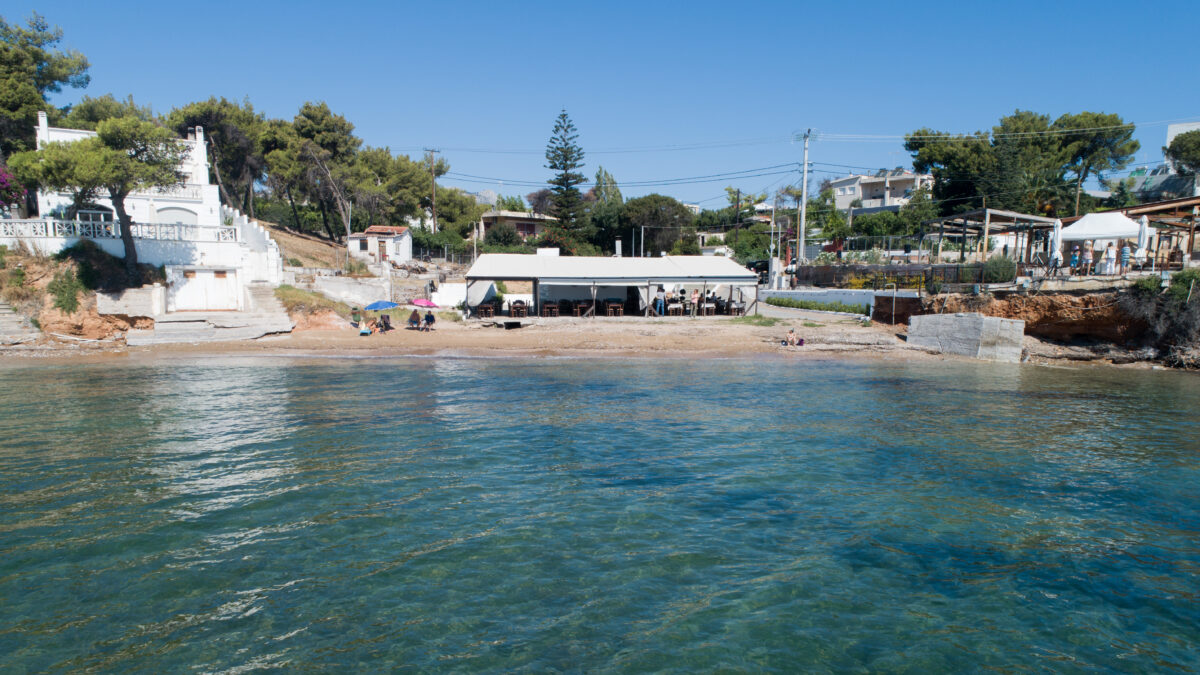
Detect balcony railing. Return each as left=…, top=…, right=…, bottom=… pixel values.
left=51, top=183, right=206, bottom=201
left=0, top=219, right=238, bottom=243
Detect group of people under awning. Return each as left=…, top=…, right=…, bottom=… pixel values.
left=1044, top=212, right=1156, bottom=276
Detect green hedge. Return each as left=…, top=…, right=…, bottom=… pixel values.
left=766, top=296, right=869, bottom=315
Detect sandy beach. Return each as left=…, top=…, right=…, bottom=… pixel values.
left=0, top=308, right=943, bottom=365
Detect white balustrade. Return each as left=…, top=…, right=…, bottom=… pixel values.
left=0, top=218, right=238, bottom=242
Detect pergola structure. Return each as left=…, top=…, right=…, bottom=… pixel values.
left=922, top=209, right=1058, bottom=263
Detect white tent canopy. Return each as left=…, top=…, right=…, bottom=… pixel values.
left=1060, top=212, right=1142, bottom=241
left=465, top=253, right=758, bottom=286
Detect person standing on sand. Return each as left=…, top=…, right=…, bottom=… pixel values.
left=655, top=286, right=666, bottom=316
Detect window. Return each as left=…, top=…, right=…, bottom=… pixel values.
left=847, top=186, right=856, bottom=194
left=836, top=188, right=845, bottom=195
left=183, top=271, right=196, bottom=279
left=359, top=239, right=368, bottom=251
left=214, top=271, right=227, bottom=279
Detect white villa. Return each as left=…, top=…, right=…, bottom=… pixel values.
left=830, top=169, right=933, bottom=211
left=0, top=111, right=283, bottom=314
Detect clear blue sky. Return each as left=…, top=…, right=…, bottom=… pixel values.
left=15, top=0, right=1200, bottom=207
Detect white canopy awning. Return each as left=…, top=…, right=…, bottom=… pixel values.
left=465, top=254, right=758, bottom=286
left=1060, top=212, right=1142, bottom=241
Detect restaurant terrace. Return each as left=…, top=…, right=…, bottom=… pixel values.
left=464, top=253, right=760, bottom=318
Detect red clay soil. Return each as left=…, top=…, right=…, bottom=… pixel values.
left=926, top=292, right=1145, bottom=343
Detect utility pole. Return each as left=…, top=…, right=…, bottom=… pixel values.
left=770, top=193, right=779, bottom=286
left=425, top=148, right=440, bottom=233
left=734, top=188, right=741, bottom=246
left=640, top=225, right=645, bottom=257
left=799, top=129, right=811, bottom=265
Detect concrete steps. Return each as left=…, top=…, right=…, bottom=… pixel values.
left=0, top=302, right=40, bottom=345
left=126, top=282, right=294, bottom=346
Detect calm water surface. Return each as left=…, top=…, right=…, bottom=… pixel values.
left=0, top=355, right=1198, bottom=672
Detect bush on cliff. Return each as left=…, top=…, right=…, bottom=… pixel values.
left=1120, top=270, right=1200, bottom=366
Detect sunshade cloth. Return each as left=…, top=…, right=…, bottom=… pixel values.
left=364, top=300, right=399, bottom=311
left=412, top=298, right=438, bottom=308
left=1050, top=219, right=1063, bottom=260
left=1136, top=216, right=1150, bottom=259
left=1060, top=212, right=1142, bottom=241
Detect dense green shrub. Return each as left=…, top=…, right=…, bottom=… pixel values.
left=1167, top=269, right=1200, bottom=304
left=48, top=269, right=84, bottom=314
left=982, top=256, right=1017, bottom=283
left=0, top=244, right=7, bottom=269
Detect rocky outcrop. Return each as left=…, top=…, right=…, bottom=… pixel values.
left=38, top=294, right=151, bottom=340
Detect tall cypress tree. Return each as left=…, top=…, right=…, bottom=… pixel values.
left=545, top=109, right=586, bottom=233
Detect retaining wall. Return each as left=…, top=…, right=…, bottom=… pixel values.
left=907, top=312, right=1024, bottom=363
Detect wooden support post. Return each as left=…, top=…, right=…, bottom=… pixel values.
left=589, top=282, right=597, bottom=318
left=981, top=210, right=991, bottom=262
left=645, top=282, right=652, bottom=317
left=938, top=221, right=945, bottom=262
left=752, top=284, right=759, bottom=316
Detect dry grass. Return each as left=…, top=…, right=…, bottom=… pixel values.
left=274, top=284, right=353, bottom=317
left=260, top=219, right=344, bottom=269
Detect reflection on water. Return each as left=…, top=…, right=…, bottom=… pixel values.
left=0, top=356, right=1198, bottom=672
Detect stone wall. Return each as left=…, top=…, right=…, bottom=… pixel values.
left=908, top=312, right=1024, bottom=363
left=96, top=284, right=166, bottom=317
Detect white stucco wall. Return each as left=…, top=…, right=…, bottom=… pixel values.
left=314, top=276, right=391, bottom=308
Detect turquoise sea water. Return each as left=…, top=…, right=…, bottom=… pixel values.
left=0, top=355, right=1198, bottom=672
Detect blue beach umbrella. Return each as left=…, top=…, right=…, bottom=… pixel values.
left=364, top=300, right=399, bottom=311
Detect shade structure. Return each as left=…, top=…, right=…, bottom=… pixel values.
left=466, top=254, right=758, bottom=286
left=1136, top=216, right=1150, bottom=252
left=364, top=300, right=399, bottom=311
left=1059, top=212, right=1142, bottom=241
left=412, top=298, right=438, bottom=308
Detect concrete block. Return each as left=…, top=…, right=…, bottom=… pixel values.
left=907, top=312, right=1024, bottom=363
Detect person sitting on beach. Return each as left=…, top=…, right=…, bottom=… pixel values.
left=422, top=310, right=436, bottom=332
left=359, top=318, right=374, bottom=336
left=784, top=328, right=798, bottom=346
left=408, top=309, right=421, bottom=329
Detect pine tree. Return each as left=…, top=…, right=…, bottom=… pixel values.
left=545, top=110, right=586, bottom=233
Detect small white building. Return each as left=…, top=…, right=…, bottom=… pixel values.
left=348, top=225, right=412, bottom=264
left=475, top=210, right=558, bottom=241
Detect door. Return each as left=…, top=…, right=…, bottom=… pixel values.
left=173, top=270, right=238, bottom=311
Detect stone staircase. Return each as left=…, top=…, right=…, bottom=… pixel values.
left=0, top=302, right=40, bottom=345
left=125, top=282, right=294, bottom=346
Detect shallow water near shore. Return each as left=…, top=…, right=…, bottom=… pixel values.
left=1, top=356, right=1198, bottom=672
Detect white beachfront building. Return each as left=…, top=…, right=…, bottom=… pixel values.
left=0, top=111, right=282, bottom=313
left=348, top=225, right=412, bottom=265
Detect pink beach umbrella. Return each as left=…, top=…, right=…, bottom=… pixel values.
left=412, top=298, right=438, bottom=308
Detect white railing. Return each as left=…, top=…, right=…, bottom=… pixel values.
left=0, top=219, right=238, bottom=243
left=51, top=184, right=206, bottom=201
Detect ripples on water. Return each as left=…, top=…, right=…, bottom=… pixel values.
left=0, top=356, right=1198, bottom=672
